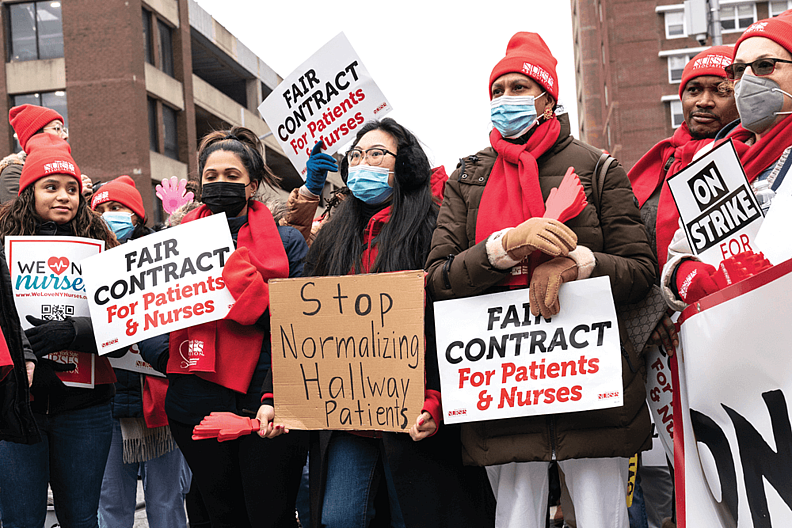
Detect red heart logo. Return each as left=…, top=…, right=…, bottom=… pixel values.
left=48, top=256, right=70, bottom=275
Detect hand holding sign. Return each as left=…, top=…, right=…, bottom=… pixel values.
left=529, top=257, right=579, bottom=318
left=305, top=141, right=338, bottom=196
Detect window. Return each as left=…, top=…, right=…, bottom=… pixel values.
left=11, top=90, right=67, bottom=151
left=147, top=97, right=158, bottom=152
left=142, top=8, right=153, bottom=65
left=158, top=19, right=174, bottom=77
left=770, top=1, right=792, bottom=16
left=721, top=3, right=756, bottom=32
left=668, top=54, right=693, bottom=84
left=670, top=100, right=684, bottom=128
left=151, top=182, right=165, bottom=225
left=8, top=1, right=63, bottom=61
left=604, top=84, right=609, bottom=106
left=664, top=10, right=686, bottom=39
left=162, top=104, right=178, bottom=160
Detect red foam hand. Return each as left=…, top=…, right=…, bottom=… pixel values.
left=676, top=260, right=719, bottom=304
left=192, top=412, right=260, bottom=442
left=713, top=251, right=773, bottom=288
left=222, top=247, right=269, bottom=325
left=544, top=167, right=588, bottom=223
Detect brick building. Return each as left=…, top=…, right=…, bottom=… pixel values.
left=0, top=0, right=315, bottom=223
left=570, top=0, right=791, bottom=171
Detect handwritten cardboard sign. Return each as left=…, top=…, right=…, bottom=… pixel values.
left=269, top=271, right=424, bottom=432
left=434, top=276, right=623, bottom=424
left=82, top=214, right=235, bottom=354
left=257, top=32, right=392, bottom=177
left=667, top=139, right=763, bottom=266
left=5, top=236, right=104, bottom=388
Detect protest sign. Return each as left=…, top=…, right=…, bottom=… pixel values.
left=5, top=236, right=103, bottom=388
left=675, top=257, right=792, bottom=527
left=108, top=343, right=164, bottom=377
left=645, top=345, right=674, bottom=465
left=434, top=276, right=623, bottom=425
left=667, top=139, right=763, bottom=266
left=257, top=32, right=392, bottom=177
left=82, top=214, right=235, bottom=354
left=269, top=271, right=424, bottom=432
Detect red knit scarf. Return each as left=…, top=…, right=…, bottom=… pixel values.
left=724, top=115, right=792, bottom=182
left=628, top=123, right=713, bottom=269
left=476, top=119, right=561, bottom=286
left=0, top=327, right=12, bottom=382
left=166, top=202, right=289, bottom=393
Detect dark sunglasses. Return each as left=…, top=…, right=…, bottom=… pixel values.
left=725, top=57, right=792, bottom=80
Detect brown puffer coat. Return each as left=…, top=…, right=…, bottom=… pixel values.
left=425, top=114, right=656, bottom=465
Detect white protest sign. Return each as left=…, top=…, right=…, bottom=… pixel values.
left=434, top=276, right=623, bottom=425
left=755, top=194, right=792, bottom=265
left=5, top=236, right=104, bottom=388
left=257, top=32, right=391, bottom=177
left=645, top=345, right=674, bottom=465
left=108, top=343, right=164, bottom=377
left=667, top=139, right=763, bottom=266
left=82, top=214, right=235, bottom=354
left=675, top=258, right=792, bottom=527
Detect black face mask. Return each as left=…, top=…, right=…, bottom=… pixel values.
left=201, top=182, right=248, bottom=217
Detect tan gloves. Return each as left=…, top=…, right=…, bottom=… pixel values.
left=530, top=257, right=578, bottom=318
left=501, top=218, right=577, bottom=262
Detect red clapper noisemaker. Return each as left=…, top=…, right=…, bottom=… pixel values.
left=544, top=167, right=588, bottom=222
left=192, top=412, right=260, bottom=442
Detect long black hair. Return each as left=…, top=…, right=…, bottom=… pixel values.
left=306, top=118, right=438, bottom=276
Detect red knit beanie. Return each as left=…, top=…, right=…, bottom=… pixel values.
left=19, top=134, right=81, bottom=195
left=91, top=175, right=146, bottom=220
left=9, top=104, right=64, bottom=153
left=679, top=46, right=733, bottom=97
left=734, top=13, right=792, bottom=60
left=489, top=32, right=559, bottom=100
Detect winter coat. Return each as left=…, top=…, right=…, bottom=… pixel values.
left=0, top=246, right=40, bottom=444
left=425, top=113, right=656, bottom=465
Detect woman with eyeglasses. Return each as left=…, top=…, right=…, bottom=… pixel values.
left=662, top=12, right=792, bottom=309
left=425, top=32, right=655, bottom=528
left=304, top=118, right=494, bottom=528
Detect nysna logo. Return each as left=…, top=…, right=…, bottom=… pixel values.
left=178, top=339, right=205, bottom=368
left=745, top=21, right=769, bottom=33
left=48, top=256, right=69, bottom=275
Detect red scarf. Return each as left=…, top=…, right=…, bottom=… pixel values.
left=628, top=123, right=713, bottom=269
left=724, top=115, right=792, bottom=182
left=476, top=119, right=561, bottom=286
left=0, top=327, right=12, bottom=382
left=166, top=202, right=289, bottom=393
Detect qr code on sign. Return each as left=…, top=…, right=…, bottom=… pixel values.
left=41, top=304, right=75, bottom=321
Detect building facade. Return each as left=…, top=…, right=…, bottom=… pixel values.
left=0, top=0, right=313, bottom=223
left=571, top=0, right=791, bottom=171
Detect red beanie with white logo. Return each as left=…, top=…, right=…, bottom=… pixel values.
left=9, top=104, right=64, bottom=153
left=91, top=175, right=146, bottom=220
left=19, top=134, right=81, bottom=195
left=734, top=14, right=792, bottom=59
left=489, top=32, right=559, bottom=100
left=679, top=46, right=733, bottom=97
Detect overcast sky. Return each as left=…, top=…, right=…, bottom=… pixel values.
left=194, top=0, right=578, bottom=172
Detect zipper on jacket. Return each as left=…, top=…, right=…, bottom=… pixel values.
left=548, top=415, right=557, bottom=460
left=442, top=254, right=454, bottom=290
left=621, top=344, right=637, bottom=373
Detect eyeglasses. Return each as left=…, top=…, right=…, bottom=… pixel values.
left=346, top=147, right=396, bottom=166
left=44, top=124, right=68, bottom=137
left=725, top=58, right=792, bottom=80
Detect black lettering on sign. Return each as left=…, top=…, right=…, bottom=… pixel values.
left=684, top=187, right=760, bottom=253
left=688, top=161, right=728, bottom=211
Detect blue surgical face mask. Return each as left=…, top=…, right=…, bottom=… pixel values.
left=347, top=165, right=394, bottom=204
left=490, top=93, right=545, bottom=138
left=102, top=212, right=135, bottom=241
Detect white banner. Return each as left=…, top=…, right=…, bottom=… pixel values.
left=257, top=32, right=392, bottom=177
left=5, top=236, right=104, bottom=388
left=645, top=345, right=674, bottom=464
left=107, top=343, right=164, bottom=377
left=434, top=277, right=623, bottom=424
left=667, top=139, right=763, bottom=266
left=675, top=257, right=792, bottom=527
left=82, top=214, right=235, bottom=354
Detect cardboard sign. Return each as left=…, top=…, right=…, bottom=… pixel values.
left=5, top=236, right=103, bottom=388
left=257, top=32, right=392, bottom=177
left=82, top=214, right=235, bottom=354
left=434, top=276, right=623, bottom=425
left=675, top=257, right=792, bottom=527
left=107, top=343, right=164, bottom=377
left=667, top=140, right=763, bottom=266
left=269, top=271, right=424, bottom=432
